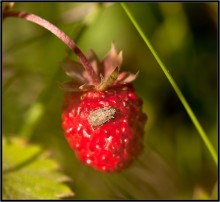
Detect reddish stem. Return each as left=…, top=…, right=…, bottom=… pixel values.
left=3, top=10, right=99, bottom=85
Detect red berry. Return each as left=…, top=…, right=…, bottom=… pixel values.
left=61, top=43, right=147, bottom=172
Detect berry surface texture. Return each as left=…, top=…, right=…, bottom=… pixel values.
left=61, top=43, right=147, bottom=172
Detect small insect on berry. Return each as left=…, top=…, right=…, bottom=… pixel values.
left=88, top=107, right=116, bottom=127
left=61, top=43, right=147, bottom=172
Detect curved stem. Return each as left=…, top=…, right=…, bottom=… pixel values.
left=18, top=15, right=94, bottom=140
left=3, top=10, right=99, bottom=85
left=121, top=3, right=217, bottom=165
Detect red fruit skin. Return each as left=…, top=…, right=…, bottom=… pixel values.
left=62, top=84, right=147, bottom=173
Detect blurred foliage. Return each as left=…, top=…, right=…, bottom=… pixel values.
left=2, top=2, right=218, bottom=200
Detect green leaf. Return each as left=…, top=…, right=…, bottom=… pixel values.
left=2, top=136, right=74, bottom=200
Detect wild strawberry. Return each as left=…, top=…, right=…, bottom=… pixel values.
left=61, top=43, right=147, bottom=173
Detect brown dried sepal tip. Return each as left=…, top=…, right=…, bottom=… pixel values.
left=59, top=43, right=139, bottom=92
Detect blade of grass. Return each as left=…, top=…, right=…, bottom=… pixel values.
left=120, top=3, right=217, bottom=165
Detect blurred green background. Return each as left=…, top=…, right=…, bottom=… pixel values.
left=2, top=2, right=218, bottom=200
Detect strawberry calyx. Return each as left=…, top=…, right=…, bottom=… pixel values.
left=59, top=43, right=139, bottom=92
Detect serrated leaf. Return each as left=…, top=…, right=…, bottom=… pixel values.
left=2, top=137, right=74, bottom=200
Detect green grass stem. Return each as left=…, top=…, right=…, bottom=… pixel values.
left=121, top=3, right=217, bottom=165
